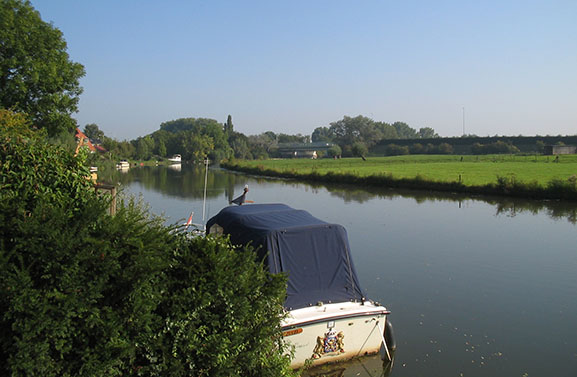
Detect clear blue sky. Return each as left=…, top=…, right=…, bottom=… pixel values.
left=31, top=0, right=576, bottom=140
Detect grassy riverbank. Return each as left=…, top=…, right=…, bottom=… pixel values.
left=222, top=154, right=577, bottom=200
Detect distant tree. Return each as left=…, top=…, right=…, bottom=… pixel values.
left=435, top=143, right=453, bottom=154
left=374, top=122, right=398, bottom=139
left=224, top=114, right=234, bottom=135
left=328, top=115, right=383, bottom=155
left=157, top=139, right=167, bottom=157
left=410, top=143, right=426, bottom=154
left=83, top=123, right=104, bottom=142
left=179, top=132, right=214, bottom=161
left=249, top=133, right=277, bottom=155
left=351, top=141, right=368, bottom=158
left=384, top=143, right=409, bottom=156
left=229, top=132, right=252, bottom=159
left=418, top=127, right=438, bottom=139
left=327, top=144, right=342, bottom=158
left=311, top=126, right=333, bottom=142
left=264, top=131, right=277, bottom=141
left=0, top=0, right=85, bottom=136
left=277, top=133, right=309, bottom=144
left=472, top=141, right=519, bottom=154
left=536, top=140, right=545, bottom=153
left=136, top=136, right=154, bottom=160
left=392, top=122, right=418, bottom=139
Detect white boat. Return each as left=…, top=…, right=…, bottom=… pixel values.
left=116, top=160, right=130, bottom=170
left=168, top=154, right=182, bottom=163
left=206, top=203, right=396, bottom=368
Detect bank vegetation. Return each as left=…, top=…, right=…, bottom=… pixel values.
left=222, top=155, right=577, bottom=201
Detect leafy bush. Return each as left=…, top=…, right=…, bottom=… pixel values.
left=327, top=145, right=342, bottom=158
left=384, top=144, right=409, bottom=156
left=472, top=141, right=520, bottom=154
left=0, top=118, right=294, bottom=376
left=351, top=142, right=368, bottom=157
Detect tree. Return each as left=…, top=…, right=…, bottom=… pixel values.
left=83, top=123, right=104, bottom=142
left=392, top=122, right=418, bottom=139
left=418, top=127, right=438, bottom=139
left=179, top=132, right=214, bottom=161
left=229, top=132, right=252, bottom=159
left=136, top=136, right=154, bottom=160
left=351, top=141, right=368, bottom=158
left=224, top=114, right=234, bottom=134
left=374, top=122, right=398, bottom=139
left=0, top=118, right=295, bottom=376
left=311, top=126, right=332, bottom=142
left=328, top=115, right=383, bottom=156
left=0, top=0, right=85, bottom=136
left=249, top=133, right=277, bottom=156
left=157, top=138, right=167, bottom=157
left=327, top=144, right=342, bottom=158
left=384, top=143, right=409, bottom=156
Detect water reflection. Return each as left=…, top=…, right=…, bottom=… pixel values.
left=102, top=164, right=577, bottom=224
left=302, top=355, right=394, bottom=377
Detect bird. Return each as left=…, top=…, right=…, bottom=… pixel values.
left=230, top=185, right=249, bottom=205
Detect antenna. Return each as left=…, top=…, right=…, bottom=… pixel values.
left=462, top=107, right=465, bottom=136
left=202, top=157, right=209, bottom=223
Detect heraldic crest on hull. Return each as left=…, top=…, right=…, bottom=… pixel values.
left=312, top=330, right=345, bottom=359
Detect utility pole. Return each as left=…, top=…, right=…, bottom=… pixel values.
left=462, top=107, right=465, bottom=136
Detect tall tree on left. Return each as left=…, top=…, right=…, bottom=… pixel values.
left=0, top=0, right=85, bottom=136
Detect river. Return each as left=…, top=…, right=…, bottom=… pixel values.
left=110, top=163, right=577, bottom=377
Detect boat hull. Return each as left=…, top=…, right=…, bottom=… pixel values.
left=282, top=301, right=390, bottom=368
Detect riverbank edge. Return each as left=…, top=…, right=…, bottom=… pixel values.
left=221, top=161, right=577, bottom=201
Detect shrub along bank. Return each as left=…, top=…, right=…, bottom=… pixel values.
left=0, top=113, right=294, bottom=376
left=222, top=157, right=577, bottom=201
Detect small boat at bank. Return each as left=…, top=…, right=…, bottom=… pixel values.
left=206, top=203, right=395, bottom=368
left=116, top=160, right=130, bottom=170
left=168, top=154, right=182, bottom=163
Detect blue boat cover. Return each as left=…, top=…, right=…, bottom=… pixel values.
left=206, top=203, right=366, bottom=310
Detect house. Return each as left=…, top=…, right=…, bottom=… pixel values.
left=277, top=142, right=334, bottom=158
left=543, top=145, right=577, bottom=155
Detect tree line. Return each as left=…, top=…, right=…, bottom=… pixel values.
left=83, top=114, right=436, bottom=162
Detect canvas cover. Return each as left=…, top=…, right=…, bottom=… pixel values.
left=206, top=204, right=366, bottom=310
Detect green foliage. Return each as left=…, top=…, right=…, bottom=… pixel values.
left=0, top=129, right=294, bottom=376
left=384, top=144, right=409, bottom=156
left=351, top=141, right=368, bottom=157
left=84, top=124, right=105, bottom=142
left=224, top=114, right=234, bottom=135
left=311, top=126, right=332, bottom=143
left=0, top=0, right=85, bottom=136
left=149, top=236, right=293, bottom=377
left=329, top=115, right=383, bottom=156
left=471, top=141, right=520, bottom=154
left=392, top=122, right=418, bottom=139
left=327, top=144, right=342, bottom=158
left=136, top=136, right=155, bottom=160
left=418, top=127, right=438, bottom=138
left=223, top=154, right=577, bottom=200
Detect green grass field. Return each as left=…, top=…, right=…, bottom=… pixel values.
left=228, top=154, right=577, bottom=187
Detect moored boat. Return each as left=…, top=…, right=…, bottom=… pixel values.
left=116, top=160, right=130, bottom=170
left=206, top=203, right=395, bottom=368
left=168, top=154, right=182, bottom=163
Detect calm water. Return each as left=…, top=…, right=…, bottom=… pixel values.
left=110, top=164, right=577, bottom=377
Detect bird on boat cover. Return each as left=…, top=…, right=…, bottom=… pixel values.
left=230, top=185, right=250, bottom=205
